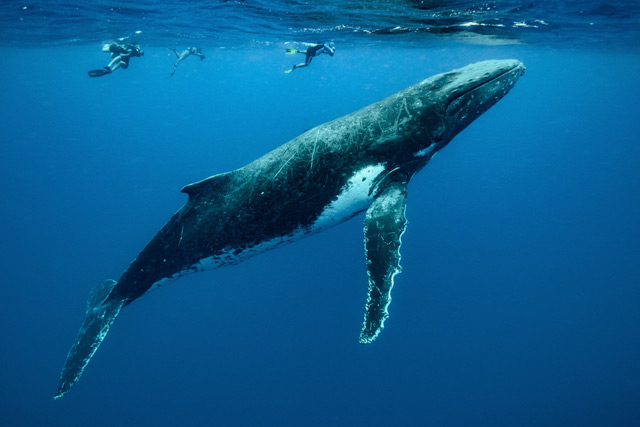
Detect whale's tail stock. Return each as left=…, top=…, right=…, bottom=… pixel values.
left=54, top=279, right=124, bottom=399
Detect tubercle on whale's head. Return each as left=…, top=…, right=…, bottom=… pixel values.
left=408, top=59, right=526, bottom=155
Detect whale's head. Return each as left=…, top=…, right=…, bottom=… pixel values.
left=439, top=59, right=525, bottom=141
left=401, top=59, right=525, bottom=166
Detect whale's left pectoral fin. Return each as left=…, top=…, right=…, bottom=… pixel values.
left=359, top=180, right=408, bottom=344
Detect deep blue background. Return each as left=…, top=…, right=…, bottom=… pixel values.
left=1, top=43, right=639, bottom=426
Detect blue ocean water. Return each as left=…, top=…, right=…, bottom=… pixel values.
left=1, top=1, right=640, bottom=426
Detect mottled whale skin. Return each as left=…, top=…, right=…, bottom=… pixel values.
left=55, top=59, right=525, bottom=398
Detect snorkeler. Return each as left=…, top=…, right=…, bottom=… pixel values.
left=170, top=47, right=205, bottom=76
left=88, top=43, right=144, bottom=78
left=284, top=42, right=335, bottom=74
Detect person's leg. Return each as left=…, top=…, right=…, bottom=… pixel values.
left=108, top=56, right=123, bottom=71
left=285, top=63, right=307, bottom=73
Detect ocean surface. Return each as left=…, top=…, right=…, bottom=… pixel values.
left=1, top=1, right=639, bottom=426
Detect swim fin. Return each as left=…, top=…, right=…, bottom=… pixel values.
left=284, top=63, right=305, bottom=73
left=285, top=48, right=299, bottom=55
left=88, top=67, right=112, bottom=78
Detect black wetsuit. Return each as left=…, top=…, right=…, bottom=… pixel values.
left=109, top=44, right=143, bottom=68
left=304, top=44, right=334, bottom=66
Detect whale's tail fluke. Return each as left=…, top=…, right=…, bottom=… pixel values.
left=54, top=279, right=124, bottom=399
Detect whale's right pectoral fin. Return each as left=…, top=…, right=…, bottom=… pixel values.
left=359, top=180, right=408, bottom=344
left=55, top=279, right=124, bottom=399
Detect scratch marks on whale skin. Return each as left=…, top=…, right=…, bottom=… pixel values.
left=394, top=97, right=414, bottom=133
left=309, top=126, right=330, bottom=174
left=310, top=137, right=318, bottom=173
left=273, top=152, right=296, bottom=180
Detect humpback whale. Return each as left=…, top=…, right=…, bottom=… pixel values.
left=55, top=59, right=525, bottom=398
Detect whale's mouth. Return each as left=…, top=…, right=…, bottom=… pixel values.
left=444, top=62, right=524, bottom=117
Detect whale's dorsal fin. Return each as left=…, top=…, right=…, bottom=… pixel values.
left=181, top=172, right=232, bottom=198
left=359, top=179, right=408, bottom=344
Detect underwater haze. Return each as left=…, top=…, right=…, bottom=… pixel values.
left=1, top=1, right=640, bottom=426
